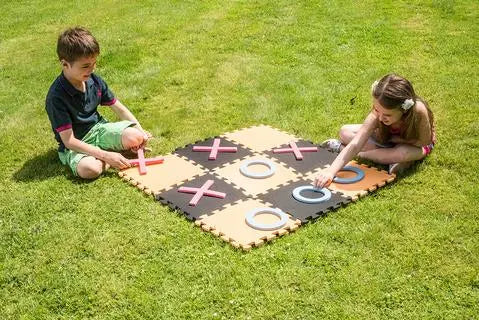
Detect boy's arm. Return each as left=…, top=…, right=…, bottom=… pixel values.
left=59, top=129, right=131, bottom=169
left=108, top=100, right=151, bottom=150
left=109, top=100, right=146, bottom=132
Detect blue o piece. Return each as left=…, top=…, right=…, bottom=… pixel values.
left=333, top=165, right=365, bottom=184
left=240, top=159, right=276, bottom=179
left=292, top=186, right=332, bottom=204
left=245, top=207, right=289, bottom=231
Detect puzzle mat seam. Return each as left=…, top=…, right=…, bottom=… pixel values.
left=267, top=144, right=337, bottom=177
left=262, top=179, right=353, bottom=202
left=157, top=198, right=190, bottom=220
left=210, top=171, right=252, bottom=198
left=172, top=154, right=209, bottom=172
left=156, top=172, right=209, bottom=196
left=155, top=177, right=251, bottom=221
left=173, top=136, right=258, bottom=172
left=211, top=154, right=304, bottom=198
left=173, top=135, right=222, bottom=153
left=194, top=198, right=301, bottom=251
left=118, top=171, right=156, bottom=197
left=262, top=193, right=352, bottom=223
left=118, top=172, right=154, bottom=196
left=118, top=125, right=397, bottom=250
left=209, top=154, right=274, bottom=198
left=220, top=124, right=301, bottom=149
left=309, top=160, right=396, bottom=196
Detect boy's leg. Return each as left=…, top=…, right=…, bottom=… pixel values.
left=358, top=144, right=425, bottom=164
left=94, top=120, right=143, bottom=151
left=77, top=156, right=109, bottom=179
left=121, top=127, right=145, bottom=150
left=59, top=150, right=108, bottom=179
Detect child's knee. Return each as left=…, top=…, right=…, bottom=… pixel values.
left=122, top=127, right=144, bottom=149
left=339, top=125, right=354, bottom=143
left=77, top=158, right=103, bottom=179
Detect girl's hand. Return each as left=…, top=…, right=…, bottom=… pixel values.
left=313, top=168, right=335, bottom=188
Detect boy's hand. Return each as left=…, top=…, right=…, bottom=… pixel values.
left=103, top=151, right=131, bottom=169
left=313, top=168, right=335, bottom=188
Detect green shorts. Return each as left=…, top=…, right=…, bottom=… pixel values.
left=58, top=120, right=136, bottom=176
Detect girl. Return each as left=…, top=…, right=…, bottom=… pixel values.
left=314, top=73, right=436, bottom=188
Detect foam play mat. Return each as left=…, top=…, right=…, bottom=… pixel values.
left=119, top=125, right=396, bottom=250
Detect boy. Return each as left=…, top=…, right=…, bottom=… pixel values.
left=46, top=27, right=150, bottom=179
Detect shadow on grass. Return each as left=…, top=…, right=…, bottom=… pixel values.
left=13, top=149, right=66, bottom=182
left=13, top=149, right=120, bottom=184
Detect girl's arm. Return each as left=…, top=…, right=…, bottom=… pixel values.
left=390, top=102, right=433, bottom=147
left=314, top=112, right=378, bottom=188
left=413, top=102, right=433, bottom=147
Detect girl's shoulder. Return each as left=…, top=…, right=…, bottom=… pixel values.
left=415, top=99, right=429, bottom=116
left=415, top=100, right=431, bottom=118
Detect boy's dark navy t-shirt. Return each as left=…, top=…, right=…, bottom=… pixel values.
left=45, top=72, right=116, bottom=152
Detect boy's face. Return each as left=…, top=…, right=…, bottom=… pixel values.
left=62, top=55, right=97, bottom=84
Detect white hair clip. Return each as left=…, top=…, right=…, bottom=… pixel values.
left=371, top=80, right=379, bottom=94
left=401, top=98, right=414, bottom=111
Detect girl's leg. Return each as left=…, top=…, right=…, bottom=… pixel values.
left=358, top=144, right=425, bottom=164
left=338, top=124, right=379, bottom=151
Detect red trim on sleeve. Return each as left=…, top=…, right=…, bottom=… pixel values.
left=101, top=98, right=117, bottom=106
left=55, top=123, right=72, bottom=133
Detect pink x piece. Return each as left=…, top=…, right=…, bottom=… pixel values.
left=192, top=138, right=237, bottom=160
left=128, top=148, right=164, bottom=175
left=273, top=141, right=318, bottom=160
left=178, top=180, right=226, bottom=206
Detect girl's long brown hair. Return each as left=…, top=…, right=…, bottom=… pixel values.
left=372, top=73, right=434, bottom=144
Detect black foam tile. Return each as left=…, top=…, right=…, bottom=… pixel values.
left=174, top=137, right=254, bottom=170
left=155, top=174, right=245, bottom=221
left=264, top=141, right=337, bottom=174
left=258, top=179, right=352, bottom=223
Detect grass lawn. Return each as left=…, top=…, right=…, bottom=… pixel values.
left=1, top=0, right=478, bottom=318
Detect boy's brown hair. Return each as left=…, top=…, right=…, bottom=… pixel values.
left=57, top=27, right=99, bottom=63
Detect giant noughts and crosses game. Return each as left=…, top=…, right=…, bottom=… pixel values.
left=119, top=125, right=395, bottom=250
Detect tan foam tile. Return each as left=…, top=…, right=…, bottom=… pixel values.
left=305, top=160, right=395, bottom=200
left=213, top=154, right=301, bottom=197
left=222, top=125, right=298, bottom=152
left=118, top=154, right=206, bottom=195
left=195, top=199, right=301, bottom=250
